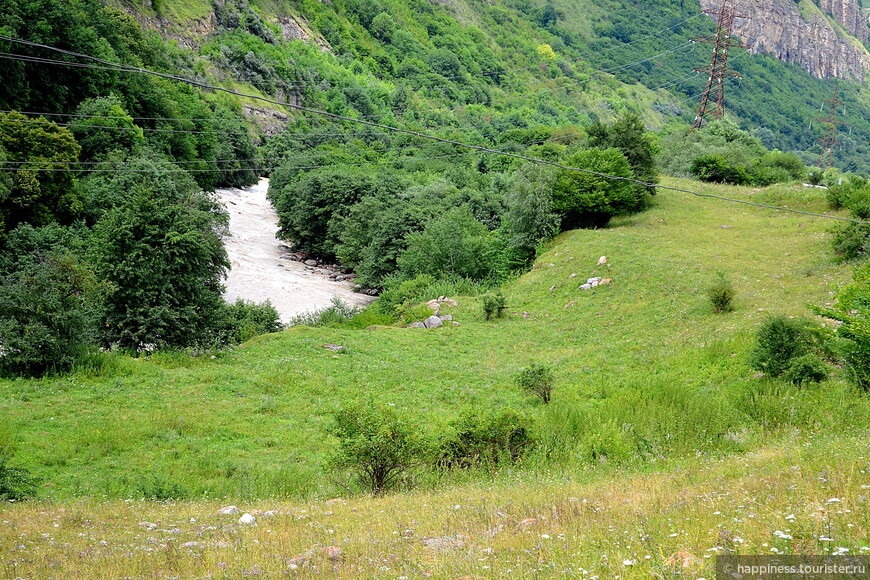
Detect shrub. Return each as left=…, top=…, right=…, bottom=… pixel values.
left=0, top=459, right=38, bottom=501
left=328, top=404, right=430, bottom=495
left=781, top=354, right=828, bottom=386
left=397, top=206, right=505, bottom=282
left=707, top=274, right=736, bottom=313
left=691, top=154, right=750, bottom=185
left=552, top=147, right=640, bottom=229
left=811, top=264, right=870, bottom=391
left=481, top=292, right=507, bottom=320
left=220, top=299, right=283, bottom=342
left=515, top=363, right=555, bottom=403
left=749, top=316, right=817, bottom=377
left=832, top=223, right=870, bottom=262
left=438, top=409, right=533, bottom=468
left=289, top=298, right=359, bottom=327
left=0, top=225, right=98, bottom=378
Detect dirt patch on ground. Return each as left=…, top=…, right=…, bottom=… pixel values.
left=216, top=178, right=374, bottom=323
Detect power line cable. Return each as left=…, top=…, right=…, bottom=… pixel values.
left=0, top=34, right=861, bottom=224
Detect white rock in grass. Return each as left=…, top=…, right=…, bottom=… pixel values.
left=218, top=506, right=240, bottom=515
left=239, top=513, right=257, bottom=525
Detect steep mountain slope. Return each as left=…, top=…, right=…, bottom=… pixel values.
left=103, top=0, right=870, bottom=169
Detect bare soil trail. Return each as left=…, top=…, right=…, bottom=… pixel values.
left=216, top=178, right=374, bottom=323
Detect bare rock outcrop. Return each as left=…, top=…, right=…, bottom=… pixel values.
left=700, top=0, right=870, bottom=81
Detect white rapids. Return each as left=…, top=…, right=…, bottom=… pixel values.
left=216, top=178, right=374, bottom=323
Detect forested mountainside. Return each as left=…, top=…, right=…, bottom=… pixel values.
left=1, top=0, right=868, bottom=172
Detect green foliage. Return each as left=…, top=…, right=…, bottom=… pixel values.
left=274, top=168, right=406, bottom=258
left=553, top=147, right=639, bottom=228
left=289, top=298, right=360, bottom=327
left=481, top=292, right=507, bottom=321
left=501, top=164, right=560, bottom=266
left=328, top=403, right=430, bottom=495
left=438, top=409, right=533, bottom=468
left=587, top=113, right=658, bottom=201
left=707, top=274, right=736, bottom=313
left=0, top=113, right=82, bottom=233
left=219, top=299, right=283, bottom=343
left=397, top=206, right=504, bottom=282
left=515, top=363, right=555, bottom=403
left=0, top=458, right=38, bottom=501
left=690, top=154, right=751, bottom=185
left=0, top=225, right=98, bottom=377
left=781, top=354, right=828, bottom=387
left=749, top=316, right=818, bottom=378
left=91, top=169, right=230, bottom=351
left=811, top=264, right=870, bottom=391
left=832, top=223, right=870, bottom=262
left=69, top=96, right=144, bottom=161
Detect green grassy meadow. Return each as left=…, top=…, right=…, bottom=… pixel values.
left=1, top=178, right=866, bottom=503
left=2, top=177, right=870, bottom=577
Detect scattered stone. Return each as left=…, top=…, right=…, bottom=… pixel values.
left=568, top=273, right=577, bottom=279
left=138, top=522, right=158, bottom=530
left=452, top=321, right=460, bottom=327
left=408, top=321, right=427, bottom=329
left=427, top=299, right=441, bottom=310
left=322, top=546, right=343, bottom=561
left=320, top=343, right=346, bottom=352
left=587, top=277, right=602, bottom=285
left=423, top=315, right=444, bottom=329
left=580, top=283, right=592, bottom=290
left=218, top=506, right=240, bottom=515
left=239, top=513, right=257, bottom=525
left=720, top=225, right=733, bottom=229
left=438, top=314, right=453, bottom=322
left=334, top=274, right=355, bottom=282
left=597, top=256, right=607, bottom=265
left=325, top=498, right=346, bottom=506
left=262, top=510, right=280, bottom=518
left=304, top=259, right=317, bottom=267
left=286, top=551, right=314, bottom=569
left=422, top=536, right=465, bottom=550
left=599, top=278, right=613, bottom=285
left=214, top=541, right=234, bottom=549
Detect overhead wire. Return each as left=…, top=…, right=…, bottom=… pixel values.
left=0, top=34, right=861, bottom=224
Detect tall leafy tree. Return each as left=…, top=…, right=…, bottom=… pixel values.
left=0, top=112, right=82, bottom=233
left=91, top=164, right=230, bottom=351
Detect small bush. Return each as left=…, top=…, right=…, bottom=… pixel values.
left=749, top=316, right=817, bottom=377
left=781, top=354, right=828, bottom=386
left=515, top=363, right=555, bottom=403
left=481, top=293, right=507, bottom=320
left=221, top=299, right=283, bottom=343
left=438, top=409, right=533, bottom=468
left=707, top=274, right=736, bottom=313
left=290, top=298, right=359, bottom=327
left=832, top=223, right=870, bottom=262
left=0, top=459, right=38, bottom=501
left=691, top=154, right=750, bottom=185
left=328, top=404, right=430, bottom=495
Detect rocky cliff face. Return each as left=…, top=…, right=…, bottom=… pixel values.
left=699, top=0, right=870, bottom=81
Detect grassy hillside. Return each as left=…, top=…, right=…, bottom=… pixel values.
left=1, top=178, right=865, bottom=501
left=2, top=179, right=870, bottom=578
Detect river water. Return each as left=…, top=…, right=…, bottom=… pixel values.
left=216, top=178, right=374, bottom=323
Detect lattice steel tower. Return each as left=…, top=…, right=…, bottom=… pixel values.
left=691, top=1, right=750, bottom=131
left=816, top=85, right=844, bottom=169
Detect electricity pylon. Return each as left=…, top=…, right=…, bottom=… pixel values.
left=691, top=1, right=750, bottom=131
